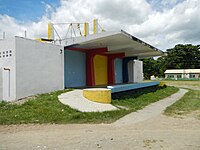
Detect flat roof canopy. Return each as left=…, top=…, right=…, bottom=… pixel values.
left=63, top=30, right=164, bottom=58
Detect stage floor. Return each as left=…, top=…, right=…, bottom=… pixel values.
left=107, top=82, right=160, bottom=93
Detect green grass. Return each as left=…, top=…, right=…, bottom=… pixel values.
left=162, top=80, right=200, bottom=88
left=0, top=86, right=178, bottom=125
left=164, top=90, right=200, bottom=119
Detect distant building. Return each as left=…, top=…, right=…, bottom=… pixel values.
left=164, top=69, right=200, bottom=79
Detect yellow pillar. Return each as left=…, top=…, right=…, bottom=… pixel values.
left=48, top=23, right=54, bottom=40
left=93, top=19, right=98, bottom=34
left=84, top=22, right=89, bottom=36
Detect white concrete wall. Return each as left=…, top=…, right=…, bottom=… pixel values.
left=0, top=38, right=16, bottom=101
left=133, top=60, right=143, bottom=82
left=0, top=68, right=2, bottom=100
left=128, top=60, right=143, bottom=83
left=15, top=37, right=64, bottom=99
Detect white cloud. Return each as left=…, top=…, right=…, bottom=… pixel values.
left=0, top=15, right=26, bottom=38
left=0, top=0, right=199, bottom=50
left=128, top=0, right=200, bottom=49
left=94, top=0, right=152, bottom=24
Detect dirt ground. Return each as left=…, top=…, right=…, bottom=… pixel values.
left=0, top=114, right=200, bottom=150
left=0, top=82, right=200, bottom=150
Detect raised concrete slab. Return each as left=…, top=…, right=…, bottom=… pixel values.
left=107, top=82, right=160, bottom=93
left=83, top=88, right=111, bottom=103
left=58, top=90, right=118, bottom=112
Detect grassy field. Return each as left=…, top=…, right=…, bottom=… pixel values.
left=164, top=90, right=200, bottom=119
left=162, top=80, right=200, bottom=90
left=163, top=80, right=200, bottom=119
left=0, top=86, right=178, bottom=125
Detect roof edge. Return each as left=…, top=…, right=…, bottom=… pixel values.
left=121, top=30, right=164, bottom=55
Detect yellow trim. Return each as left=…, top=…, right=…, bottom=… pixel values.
left=83, top=88, right=111, bottom=103
left=35, top=38, right=43, bottom=42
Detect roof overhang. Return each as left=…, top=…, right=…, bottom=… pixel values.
left=62, top=30, right=164, bottom=58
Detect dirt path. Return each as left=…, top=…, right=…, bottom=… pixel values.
left=1, top=114, right=200, bottom=150
left=1, top=87, right=200, bottom=150
left=113, top=89, right=188, bottom=126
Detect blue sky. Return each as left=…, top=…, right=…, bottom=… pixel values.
left=0, top=0, right=185, bottom=22
left=0, top=0, right=60, bottom=21
left=0, top=0, right=199, bottom=50
left=146, top=0, right=185, bottom=11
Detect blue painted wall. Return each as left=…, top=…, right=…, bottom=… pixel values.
left=64, top=50, right=86, bottom=87
left=114, top=58, right=123, bottom=84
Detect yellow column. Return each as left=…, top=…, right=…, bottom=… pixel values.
left=93, top=19, right=98, bottom=34
left=84, top=22, right=89, bottom=36
left=48, top=23, right=54, bottom=40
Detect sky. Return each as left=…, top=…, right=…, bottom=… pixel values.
left=0, top=0, right=199, bottom=50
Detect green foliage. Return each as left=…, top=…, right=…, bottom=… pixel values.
left=0, top=86, right=178, bottom=125
left=166, top=44, right=200, bottom=69
left=142, top=44, right=200, bottom=79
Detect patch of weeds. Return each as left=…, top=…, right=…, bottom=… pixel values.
left=143, top=139, right=164, bottom=149
left=0, top=86, right=178, bottom=124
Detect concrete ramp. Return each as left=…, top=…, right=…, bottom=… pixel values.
left=58, top=90, right=118, bottom=112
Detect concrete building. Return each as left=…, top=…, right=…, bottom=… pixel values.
left=0, top=37, right=64, bottom=101
left=164, top=69, right=200, bottom=79
left=63, top=30, right=163, bottom=87
left=0, top=30, right=163, bottom=102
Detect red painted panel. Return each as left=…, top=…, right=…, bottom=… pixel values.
left=86, top=53, right=95, bottom=86
left=107, top=56, right=115, bottom=84
left=107, top=53, right=125, bottom=85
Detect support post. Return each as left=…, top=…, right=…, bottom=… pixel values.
left=86, top=53, right=95, bottom=86
left=48, top=22, right=54, bottom=40
left=84, top=22, right=89, bottom=36
left=107, top=56, right=115, bottom=85
left=93, top=19, right=98, bottom=34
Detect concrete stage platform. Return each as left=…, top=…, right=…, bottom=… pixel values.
left=107, top=82, right=160, bottom=93
left=81, top=82, right=160, bottom=104
left=58, top=81, right=161, bottom=111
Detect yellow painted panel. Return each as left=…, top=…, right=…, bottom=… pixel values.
left=83, top=88, right=111, bottom=103
left=94, top=55, right=107, bottom=85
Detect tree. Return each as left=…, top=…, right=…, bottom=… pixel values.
left=141, top=44, right=200, bottom=79
left=166, top=44, right=200, bottom=69
left=142, top=58, right=156, bottom=79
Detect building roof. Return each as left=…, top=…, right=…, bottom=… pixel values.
left=63, top=30, right=164, bottom=58
left=164, top=69, right=200, bottom=74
